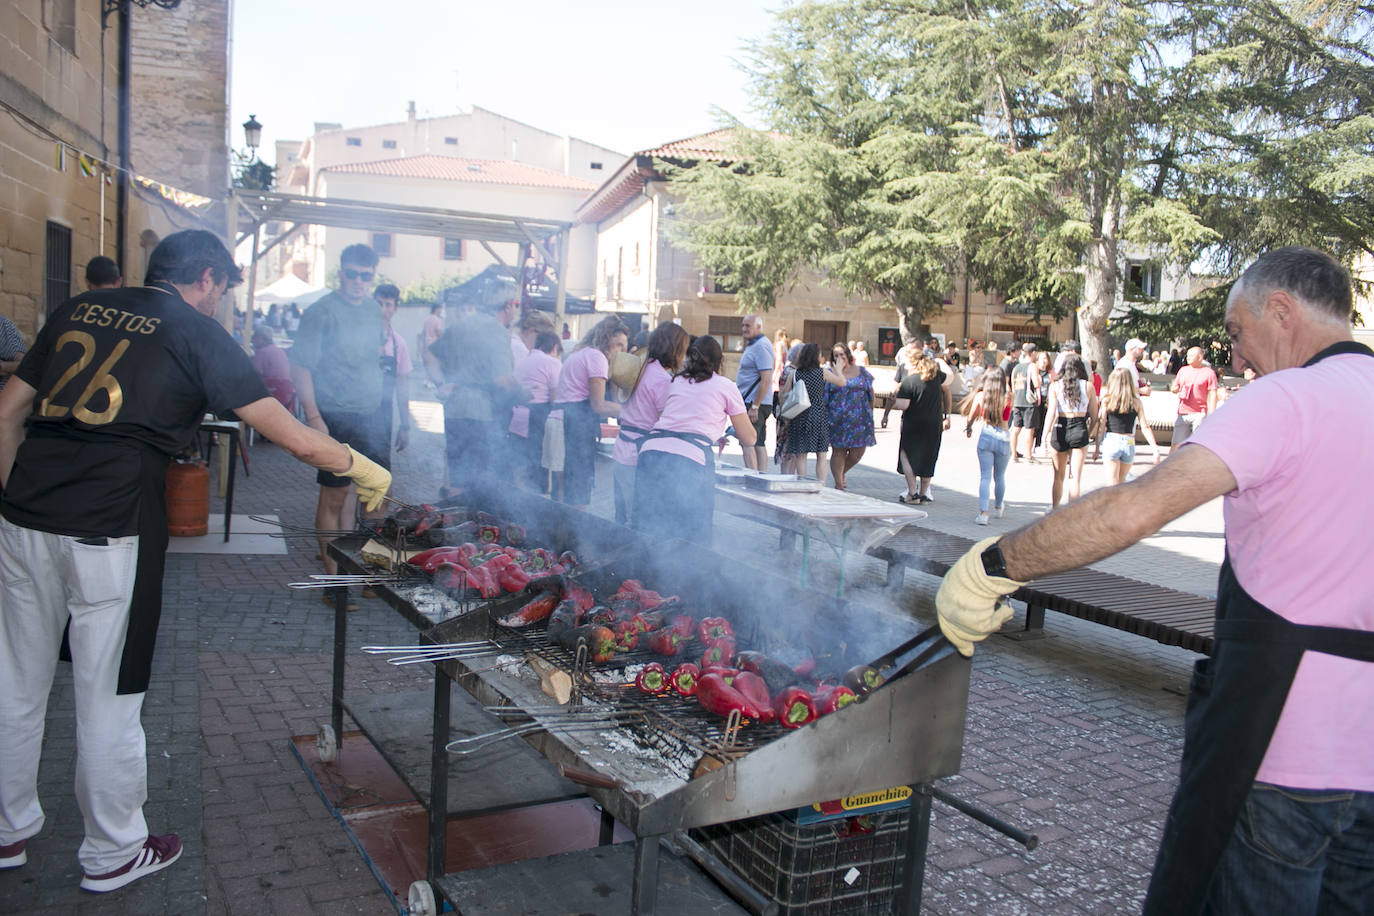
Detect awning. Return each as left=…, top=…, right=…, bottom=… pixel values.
left=253, top=274, right=330, bottom=307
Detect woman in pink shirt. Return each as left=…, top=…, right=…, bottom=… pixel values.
left=554, top=316, right=628, bottom=506
left=634, top=335, right=755, bottom=544
left=509, top=331, right=562, bottom=493
left=612, top=323, right=690, bottom=525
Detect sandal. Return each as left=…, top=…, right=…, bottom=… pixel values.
left=897, top=492, right=920, bottom=504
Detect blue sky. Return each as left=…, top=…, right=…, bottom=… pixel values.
left=230, top=0, right=781, bottom=163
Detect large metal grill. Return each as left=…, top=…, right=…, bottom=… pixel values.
left=332, top=486, right=972, bottom=913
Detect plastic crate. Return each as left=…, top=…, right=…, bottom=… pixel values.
left=690, top=807, right=910, bottom=914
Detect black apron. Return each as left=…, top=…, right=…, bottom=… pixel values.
left=34, top=425, right=171, bottom=696
left=1143, top=340, right=1374, bottom=915
left=635, top=429, right=717, bottom=541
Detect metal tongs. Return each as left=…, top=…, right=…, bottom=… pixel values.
left=445, top=706, right=644, bottom=756
left=287, top=573, right=422, bottom=590
left=360, top=640, right=503, bottom=666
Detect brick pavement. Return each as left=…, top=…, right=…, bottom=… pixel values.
left=0, top=397, right=1218, bottom=914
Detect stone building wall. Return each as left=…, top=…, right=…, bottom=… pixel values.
left=130, top=0, right=231, bottom=199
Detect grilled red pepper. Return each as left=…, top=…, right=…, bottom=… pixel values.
left=736, top=652, right=803, bottom=694
left=504, top=524, right=526, bottom=545
left=613, top=620, right=640, bottom=651
left=556, top=625, right=617, bottom=663
left=635, top=589, right=664, bottom=609
left=636, top=663, right=668, bottom=694
left=699, top=638, right=736, bottom=669
left=647, top=628, right=684, bottom=657
left=477, top=524, right=501, bottom=544
left=558, top=550, right=580, bottom=569
left=669, top=614, right=696, bottom=637
left=670, top=663, right=700, bottom=697
left=697, top=673, right=767, bottom=720
left=496, top=564, right=531, bottom=593
left=496, top=591, right=560, bottom=627
left=525, top=573, right=567, bottom=596
left=617, top=579, right=646, bottom=596
left=813, top=685, right=858, bottom=715
left=792, top=657, right=818, bottom=677
left=843, top=665, right=886, bottom=696
left=463, top=564, right=502, bottom=599
left=700, top=666, right=740, bottom=685
left=567, top=584, right=595, bottom=612
left=607, top=596, right=641, bottom=621
left=406, top=546, right=463, bottom=573
left=731, top=672, right=777, bottom=723
left=697, top=617, right=734, bottom=644
left=588, top=605, right=618, bottom=627
left=775, top=687, right=818, bottom=728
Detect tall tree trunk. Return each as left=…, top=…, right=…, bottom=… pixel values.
left=1079, top=192, right=1120, bottom=373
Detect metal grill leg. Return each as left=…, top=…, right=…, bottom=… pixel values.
left=428, top=676, right=450, bottom=883
left=897, top=784, right=933, bottom=916
left=631, top=834, right=661, bottom=915
left=598, top=806, right=615, bottom=846
left=330, top=588, right=347, bottom=744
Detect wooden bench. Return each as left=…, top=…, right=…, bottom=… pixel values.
left=867, top=526, right=1216, bottom=655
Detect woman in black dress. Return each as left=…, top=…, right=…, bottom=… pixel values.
left=893, top=352, right=951, bottom=503
left=779, top=343, right=831, bottom=482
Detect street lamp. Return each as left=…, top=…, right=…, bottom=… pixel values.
left=242, top=114, right=262, bottom=156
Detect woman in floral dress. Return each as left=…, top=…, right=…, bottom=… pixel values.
left=824, top=342, right=876, bottom=490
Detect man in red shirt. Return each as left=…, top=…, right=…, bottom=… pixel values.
left=1170, top=346, right=1218, bottom=445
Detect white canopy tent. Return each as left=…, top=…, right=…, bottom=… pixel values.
left=252, top=274, right=330, bottom=310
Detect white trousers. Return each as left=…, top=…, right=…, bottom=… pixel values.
left=1172, top=412, right=1206, bottom=446
left=0, top=518, right=148, bottom=873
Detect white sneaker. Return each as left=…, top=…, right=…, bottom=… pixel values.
left=994, top=505, right=1005, bottom=519
left=975, top=512, right=989, bottom=525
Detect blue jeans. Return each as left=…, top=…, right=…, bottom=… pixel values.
left=1205, top=782, right=1374, bottom=915
left=976, top=427, right=1010, bottom=512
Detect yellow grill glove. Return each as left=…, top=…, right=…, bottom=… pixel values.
left=935, top=537, right=1026, bottom=657
left=342, top=446, right=392, bottom=513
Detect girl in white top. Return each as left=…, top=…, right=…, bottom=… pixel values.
left=1043, top=353, right=1098, bottom=507
left=634, top=335, right=754, bottom=544
left=611, top=322, right=691, bottom=525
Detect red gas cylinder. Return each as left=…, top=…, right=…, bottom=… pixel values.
left=165, top=460, right=210, bottom=537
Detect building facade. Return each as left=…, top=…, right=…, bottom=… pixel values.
left=576, top=130, right=1077, bottom=368
left=1, top=0, right=230, bottom=341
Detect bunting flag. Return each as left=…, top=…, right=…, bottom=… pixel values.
left=55, top=143, right=66, bottom=172
left=78, top=153, right=96, bottom=177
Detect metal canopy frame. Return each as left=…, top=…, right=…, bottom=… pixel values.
left=226, top=189, right=571, bottom=317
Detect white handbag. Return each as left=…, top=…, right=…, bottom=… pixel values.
left=778, top=373, right=811, bottom=419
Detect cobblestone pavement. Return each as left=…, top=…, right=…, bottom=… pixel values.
left=0, top=395, right=1219, bottom=914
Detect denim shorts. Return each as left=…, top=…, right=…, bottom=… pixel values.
left=1102, top=431, right=1135, bottom=464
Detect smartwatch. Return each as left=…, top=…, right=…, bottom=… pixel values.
left=980, top=542, right=1009, bottom=579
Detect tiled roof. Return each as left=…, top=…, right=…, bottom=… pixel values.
left=636, top=127, right=786, bottom=161
left=322, top=155, right=596, bottom=191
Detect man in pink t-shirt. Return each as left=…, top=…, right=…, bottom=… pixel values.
left=1169, top=346, right=1218, bottom=445
left=933, top=247, right=1374, bottom=915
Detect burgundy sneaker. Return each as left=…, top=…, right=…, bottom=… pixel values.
left=0, top=838, right=25, bottom=869
left=80, top=833, right=182, bottom=893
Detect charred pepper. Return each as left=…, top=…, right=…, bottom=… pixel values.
left=842, top=665, right=886, bottom=696
left=613, top=620, right=640, bottom=651
left=647, top=628, right=684, bottom=657
left=496, top=591, right=560, bottom=627
left=556, top=625, right=617, bottom=664
left=813, top=685, right=858, bottom=715
left=731, top=671, right=777, bottom=723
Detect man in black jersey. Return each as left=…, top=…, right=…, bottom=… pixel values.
left=0, top=231, right=390, bottom=893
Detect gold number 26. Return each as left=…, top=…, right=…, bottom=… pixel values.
left=39, top=330, right=129, bottom=425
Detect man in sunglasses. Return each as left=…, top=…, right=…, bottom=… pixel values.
left=290, top=244, right=388, bottom=590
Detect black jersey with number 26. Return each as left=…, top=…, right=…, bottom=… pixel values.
left=2, top=285, right=268, bottom=538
